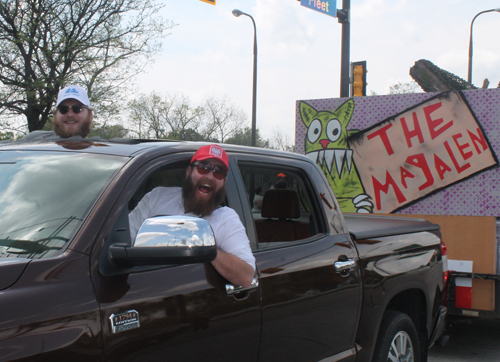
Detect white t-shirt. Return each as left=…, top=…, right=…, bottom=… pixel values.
left=252, top=194, right=263, bottom=212
left=129, top=187, right=255, bottom=270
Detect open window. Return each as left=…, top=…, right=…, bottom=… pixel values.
left=102, top=158, right=194, bottom=276
left=128, top=160, right=189, bottom=211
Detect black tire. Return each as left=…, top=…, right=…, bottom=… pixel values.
left=372, top=310, right=421, bottom=362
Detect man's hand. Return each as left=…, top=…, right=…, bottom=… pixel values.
left=211, top=249, right=255, bottom=288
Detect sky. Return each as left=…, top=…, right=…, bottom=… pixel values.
left=133, top=0, right=500, bottom=142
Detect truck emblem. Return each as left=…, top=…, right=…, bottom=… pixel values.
left=109, top=310, right=140, bottom=334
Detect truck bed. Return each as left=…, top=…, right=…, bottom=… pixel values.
left=344, top=213, right=440, bottom=240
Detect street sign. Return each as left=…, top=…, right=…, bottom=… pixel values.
left=200, top=0, right=215, bottom=4
left=300, top=0, right=337, bottom=18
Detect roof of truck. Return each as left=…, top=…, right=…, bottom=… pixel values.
left=0, top=138, right=307, bottom=161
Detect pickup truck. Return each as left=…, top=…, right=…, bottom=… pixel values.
left=0, top=139, right=447, bottom=362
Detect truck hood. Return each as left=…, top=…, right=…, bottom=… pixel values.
left=344, top=213, right=440, bottom=240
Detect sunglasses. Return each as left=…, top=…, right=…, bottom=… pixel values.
left=192, top=161, right=227, bottom=180
left=57, top=104, right=89, bottom=114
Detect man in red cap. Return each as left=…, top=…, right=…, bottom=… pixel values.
left=270, top=172, right=287, bottom=190
left=129, top=144, right=255, bottom=288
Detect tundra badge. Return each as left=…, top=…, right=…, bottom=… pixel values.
left=110, top=310, right=140, bottom=333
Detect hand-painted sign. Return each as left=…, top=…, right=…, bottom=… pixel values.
left=300, top=0, right=337, bottom=18
left=349, top=91, right=497, bottom=212
left=297, top=90, right=500, bottom=215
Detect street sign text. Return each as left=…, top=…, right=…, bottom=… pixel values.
left=300, top=0, right=337, bottom=18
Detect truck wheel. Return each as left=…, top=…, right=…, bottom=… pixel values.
left=372, top=310, right=421, bottom=362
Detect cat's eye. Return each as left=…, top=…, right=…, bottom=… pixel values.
left=307, top=119, right=322, bottom=143
left=326, top=119, right=342, bottom=142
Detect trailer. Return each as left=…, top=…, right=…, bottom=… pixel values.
left=295, top=87, right=500, bottom=319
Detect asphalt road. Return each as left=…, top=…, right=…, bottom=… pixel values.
left=428, top=317, right=500, bottom=361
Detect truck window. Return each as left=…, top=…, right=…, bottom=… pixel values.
left=128, top=161, right=189, bottom=211
left=238, top=165, right=323, bottom=248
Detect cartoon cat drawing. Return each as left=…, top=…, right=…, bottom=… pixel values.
left=299, top=100, right=373, bottom=213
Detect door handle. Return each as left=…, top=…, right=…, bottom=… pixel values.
left=225, top=278, right=259, bottom=295
left=334, top=259, right=356, bottom=276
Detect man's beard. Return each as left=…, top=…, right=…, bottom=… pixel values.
left=182, top=174, right=226, bottom=217
left=53, top=118, right=92, bottom=138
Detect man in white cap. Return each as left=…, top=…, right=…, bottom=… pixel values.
left=20, top=85, right=94, bottom=141
left=52, top=85, right=93, bottom=138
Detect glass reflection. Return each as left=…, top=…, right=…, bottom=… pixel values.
left=134, top=216, right=216, bottom=248
left=0, top=151, right=127, bottom=259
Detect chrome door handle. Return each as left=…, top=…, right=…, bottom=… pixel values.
left=225, top=278, right=259, bottom=295
left=334, top=259, right=356, bottom=273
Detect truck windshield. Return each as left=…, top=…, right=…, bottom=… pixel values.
left=0, top=151, right=127, bottom=259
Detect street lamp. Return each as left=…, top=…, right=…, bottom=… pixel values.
left=232, top=9, right=257, bottom=147
left=467, top=8, right=500, bottom=85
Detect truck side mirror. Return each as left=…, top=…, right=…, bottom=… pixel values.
left=109, top=215, right=217, bottom=267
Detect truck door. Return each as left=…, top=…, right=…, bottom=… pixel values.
left=90, top=155, right=261, bottom=362
left=234, top=157, right=362, bottom=362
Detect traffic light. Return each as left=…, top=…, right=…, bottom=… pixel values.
left=351, top=61, right=367, bottom=97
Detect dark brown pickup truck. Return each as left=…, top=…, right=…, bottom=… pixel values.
left=0, top=139, right=446, bottom=362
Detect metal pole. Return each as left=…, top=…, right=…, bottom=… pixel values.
left=339, top=0, right=350, bottom=97
left=468, top=9, right=499, bottom=85
left=250, top=16, right=257, bottom=147
left=233, top=9, right=258, bottom=146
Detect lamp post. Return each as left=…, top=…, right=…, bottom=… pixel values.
left=232, top=9, right=257, bottom=147
left=467, top=8, right=500, bottom=84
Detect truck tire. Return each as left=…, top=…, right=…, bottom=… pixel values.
left=372, top=310, right=421, bottom=362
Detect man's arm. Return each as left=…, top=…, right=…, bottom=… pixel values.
left=211, top=249, right=254, bottom=288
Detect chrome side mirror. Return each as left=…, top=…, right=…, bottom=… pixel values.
left=110, top=216, right=217, bottom=267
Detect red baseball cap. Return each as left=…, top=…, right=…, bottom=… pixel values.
left=191, top=144, right=229, bottom=171
left=277, top=173, right=286, bottom=177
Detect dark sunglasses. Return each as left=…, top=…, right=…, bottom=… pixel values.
left=192, top=161, right=227, bottom=180
left=57, top=104, right=89, bottom=114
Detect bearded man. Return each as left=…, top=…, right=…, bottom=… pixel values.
left=20, top=85, right=93, bottom=141
left=128, top=144, right=255, bottom=288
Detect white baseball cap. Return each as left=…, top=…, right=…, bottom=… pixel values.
left=56, top=85, right=91, bottom=107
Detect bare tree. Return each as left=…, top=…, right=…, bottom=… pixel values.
left=389, top=81, right=419, bottom=94
left=128, top=92, right=169, bottom=139
left=0, top=0, right=175, bottom=132
left=202, top=96, right=247, bottom=143
left=167, top=95, right=204, bottom=140
left=268, top=128, right=295, bottom=152
left=127, top=92, right=204, bottom=140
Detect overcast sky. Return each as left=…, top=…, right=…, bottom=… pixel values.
left=134, top=0, right=500, bottom=141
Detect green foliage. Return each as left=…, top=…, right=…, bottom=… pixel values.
left=224, top=127, right=269, bottom=148
left=0, top=131, right=15, bottom=141
left=0, top=0, right=175, bottom=132
left=89, top=124, right=129, bottom=139
left=42, top=120, right=54, bottom=131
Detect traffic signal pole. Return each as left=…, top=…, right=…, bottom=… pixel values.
left=338, top=0, right=350, bottom=97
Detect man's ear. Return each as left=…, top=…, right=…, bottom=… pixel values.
left=89, top=110, right=94, bottom=124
